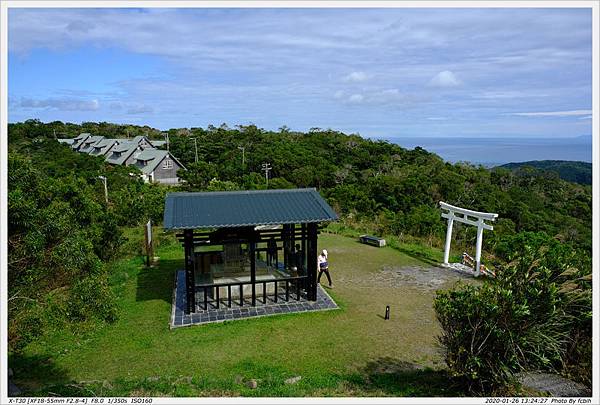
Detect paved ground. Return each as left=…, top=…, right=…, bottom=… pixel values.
left=518, top=372, right=591, bottom=397
left=171, top=269, right=338, bottom=328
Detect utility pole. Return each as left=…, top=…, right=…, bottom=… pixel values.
left=238, top=146, right=245, bottom=167
left=191, top=138, right=198, bottom=163
left=261, top=163, right=272, bottom=188
left=98, top=176, right=108, bottom=204
left=165, top=132, right=170, bottom=151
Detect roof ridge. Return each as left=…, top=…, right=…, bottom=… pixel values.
left=168, top=188, right=317, bottom=197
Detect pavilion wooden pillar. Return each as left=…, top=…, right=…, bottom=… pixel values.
left=183, top=229, right=196, bottom=314
left=290, top=223, right=296, bottom=250
left=306, top=222, right=318, bottom=301
left=282, top=224, right=289, bottom=269
left=250, top=240, right=256, bottom=306
left=301, top=223, right=307, bottom=270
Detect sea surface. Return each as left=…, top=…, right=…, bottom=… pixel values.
left=383, top=136, right=592, bottom=166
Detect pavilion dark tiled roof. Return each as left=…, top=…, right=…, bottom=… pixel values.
left=164, top=188, right=338, bottom=229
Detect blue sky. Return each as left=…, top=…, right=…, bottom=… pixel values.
left=7, top=7, right=593, bottom=138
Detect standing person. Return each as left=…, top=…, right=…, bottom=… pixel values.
left=267, top=237, right=278, bottom=267
left=293, top=243, right=304, bottom=274
left=317, top=249, right=332, bottom=288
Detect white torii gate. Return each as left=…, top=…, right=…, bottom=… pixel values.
left=440, top=202, right=498, bottom=276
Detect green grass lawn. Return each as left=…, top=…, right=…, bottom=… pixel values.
left=11, top=231, right=471, bottom=397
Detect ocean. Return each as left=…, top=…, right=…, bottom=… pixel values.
left=383, top=136, right=593, bottom=167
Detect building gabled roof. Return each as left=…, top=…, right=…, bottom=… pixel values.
left=134, top=149, right=186, bottom=175
left=111, top=141, right=135, bottom=153
left=57, top=138, right=74, bottom=145
left=151, top=140, right=167, bottom=147
left=105, top=143, right=141, bottom=165
left=163, top=188, right=338, bottom=230
left=72, top=133, right=92, bottom=149
left=135, top=149, right=162, bottom=161
left=79, top=135, right=105, bottom=153
left=89, top=139, right=118, bottom=156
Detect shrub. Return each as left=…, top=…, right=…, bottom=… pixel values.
left=434, top=232, right=591, bottom=393
left=68, top=274, right=118, bottom=323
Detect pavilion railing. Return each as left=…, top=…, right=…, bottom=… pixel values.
left=194, top=275, right=308, bottom=311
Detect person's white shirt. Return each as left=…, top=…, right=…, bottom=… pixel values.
left=318, top=253, right=328, bottom=269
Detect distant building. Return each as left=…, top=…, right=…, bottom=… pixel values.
left=61, top=132, right=185, bottom=184
left=106, top=142, right=145, bottom=166
left=89, top=138, right=119, bottom=157
left=132, top=149, right=186, bottom=184
left=151, top=140, right=167, bottom=148
left=78, top=135, right=105, bottom=153
left=113, top=135, right=155, bottom=150
left=71, top=133, right=92, bottom=151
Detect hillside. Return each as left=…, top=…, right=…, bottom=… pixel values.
left=499, top=160, right=592, bottom=185
left=7, top=119, right=593, bottom=394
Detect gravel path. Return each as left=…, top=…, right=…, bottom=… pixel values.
left=335, top=265, right=473, bottom=290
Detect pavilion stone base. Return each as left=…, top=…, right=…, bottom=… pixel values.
left=171, top=270, right=338, bottom=328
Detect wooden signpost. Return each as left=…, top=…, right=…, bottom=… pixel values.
left=144, top=219, right=154, bottom=266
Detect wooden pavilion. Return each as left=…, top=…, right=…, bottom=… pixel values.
left=163, top=188, right=338, bottom=314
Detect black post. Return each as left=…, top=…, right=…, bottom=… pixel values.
left=301, top=223, right=307, bottom=270
left=184, top=229, right=196, bottom=314
left=290, top=223, right=296, bottom=253
left=307, top=222, right=318, bottom=301
left=282, top=224, right=289, bottom=270
left=250, top=241, right=256, bottom=306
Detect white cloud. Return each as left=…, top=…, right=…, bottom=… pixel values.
left=348, top=94, right=364, bottom=103
left=334, top=88, right=415, bottom=106
left=20, top=97, right=99, bottom=111
left=478, top=90, right=548, bottom=100
left=126, top=103, right=154, bottom=115
left=428, top=70, right=461, bottom=87
left=342, top=71, right=368, bottom=82
left=426, top=117, right=448, bottom=121
left=510, top=109, right=592, bottom=117
left=578, top=115, right=593, bottom=120
left=333, top=90, right=345, bottom=99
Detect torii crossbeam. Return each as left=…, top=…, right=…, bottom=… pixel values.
left=439, top=202, right=498, bottom=276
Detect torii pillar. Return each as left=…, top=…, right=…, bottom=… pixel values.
left=440, top=202, right=498, bottom=276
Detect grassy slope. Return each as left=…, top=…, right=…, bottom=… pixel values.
left=12, top=232, right=469, bottom=397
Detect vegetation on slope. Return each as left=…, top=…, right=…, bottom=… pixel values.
left=7, top=119, right=593, bottom=394
left=499, top=160, right=592, bottom=185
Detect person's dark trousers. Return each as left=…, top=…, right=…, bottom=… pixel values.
left=318, top=268, right=332, bottom=286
